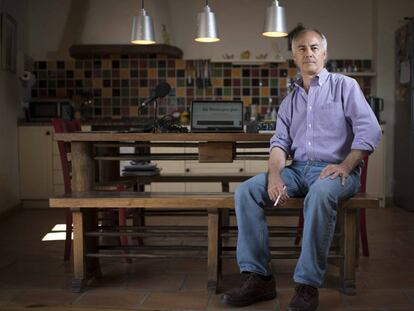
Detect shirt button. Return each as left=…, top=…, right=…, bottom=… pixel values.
left=309, top=106, right=312, bottom=110
left=308, top=141, right=311, bottom=146
left=308, top=124, right=312, bottom=128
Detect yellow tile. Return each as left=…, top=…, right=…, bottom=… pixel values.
left=56, top=89, right=67, bottom=98
left=65, top=61, right=75, bottom=70
left=223, top=96, right=233, bottom=100
left=102, top=59, right=112, bottom=69
left=130, top=106, right=138, bottom=117
left=232, top=68, right=241, bottom=78
left=74, top=70, right=84, bottom=79
left=148, top=68, right=157, bottom=78
left=92, top=79, right=102, bottom=88
left=176, top=88, right=185, bottom=97
left=176, top=59, right=185, bottom=69
left=288, top=68, right=297, bottom=77
left=279, top=78, right=287, bottom=88
left=212, top=78, right=223, bottom=87
left=167, top=78, right=176, bottom=87
left=140, top=88, right=149, bottom=97
left=47, top=61, right=56, bottom=70
left=120, top=69, right=129, bottom=79
left=102, top=88, right=112, bottom=98
left=260, top=87, right=270, bottom=97
left=279, top=62, right=288, bottom=69
left=242, top=96, right=251, bottom=106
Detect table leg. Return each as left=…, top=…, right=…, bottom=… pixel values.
left=207, top=208, right=221, bottom=294
left=340, top=208, right=357, bottom=295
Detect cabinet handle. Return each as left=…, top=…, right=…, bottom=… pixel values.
left=45, top=131, right=51, bottom=136
left=185, top=168, right=190, bottom=173
left=239, top=168, right=244, bottom=172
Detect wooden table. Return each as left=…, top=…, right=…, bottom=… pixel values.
left=51, top=132, right=272, bottom=291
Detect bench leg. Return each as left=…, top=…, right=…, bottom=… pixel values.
left=207, top=208, right=221, bottom=294
left=340, top=209, right=357, bottom=295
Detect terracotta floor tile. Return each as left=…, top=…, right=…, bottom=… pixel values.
left=181, top=273, right=208, bottom=291
left=141, top=291, right=208, bottom=310
left=10, top=289, right=79, bottom=305
left=0, top=289, right=23, bottom=304
left=126, top=272, right=186, bottom=291
left=74, top=288, right=147, bottom=308
left=208, top=293, right=276, bottom=310
left=342, top=289, right=414, bottom=309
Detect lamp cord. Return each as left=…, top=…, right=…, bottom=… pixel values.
left=141, top=0, right=144, bottom=9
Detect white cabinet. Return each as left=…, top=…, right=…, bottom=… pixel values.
left=18, top=125, right=90, bottom=205
left=366, top=124, right=386, bottom=207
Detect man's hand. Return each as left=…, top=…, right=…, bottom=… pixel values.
left=319, top=163, right=351, bottom=186
left=268, top=174, right=289, bottom=206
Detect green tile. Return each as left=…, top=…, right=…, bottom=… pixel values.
left=224, top=88, right=231, bottom=96
left=242, top=78, right=250, bottom=87
left=196, top=88, right=204, bottom=97
left=149, top=59, right=157, bottom=68
left=270, top=79, right=278, bottom=87
left=38, top=71, right=47, bottom=79
left=121, top=89, right=130, bottom=97
left=212, top=69, right=222, bottom=77
left=120, top=60, right=129, bottom=68
left=103, top=70, right=111, bottom=78
left=47, top=80, right=56, bottom=88
left=158, top=69, right=166, bottom=78
left=260, top=97, right=269, bottom=105
left=177, top=79, right=185, bottom=87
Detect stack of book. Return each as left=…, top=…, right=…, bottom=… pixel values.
left=122, top=162, right=161, bottom=176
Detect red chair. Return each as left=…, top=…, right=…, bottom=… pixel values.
left=294, top=157, right=370, bottom=257
left=51, top=119, right=133, bottom=261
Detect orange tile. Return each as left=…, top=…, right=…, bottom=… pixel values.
left=47, top=61, right=56, bottom=70
left=242, top=96, right=251, bottom=106
left=56, top=89, right=67, bottom=98
left=102, top=88, right=112, bottom=98
left=140, top=88, right=149, bottom=97
left=102, top=59, right=112, bottom=69
left=232, top=68, right=241, bottom=78
left=167, top=78, right=176, bottom=87
left=129, top=106, right=138, bottom=117
left=148, top=68, right=157, bottom=78
left=176, top=88, right=185, bottom=97
left=260, top=87, right=270, bottom=97
left=92, top=78, right=102, bottom=88
left=74, top=70, right=84, bottom=79
left=212, top=78, right=223, bottom=87
left=120, top=69, right=129, bottom=79
left=288, top=68, right=297, bottom=77
left=176, top=59, right=186, bottom=69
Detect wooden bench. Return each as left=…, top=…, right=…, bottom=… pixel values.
left=50, top=191, right=379, bottom=295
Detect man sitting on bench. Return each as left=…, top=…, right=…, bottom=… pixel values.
left=221, top=28, right=381, bottom=311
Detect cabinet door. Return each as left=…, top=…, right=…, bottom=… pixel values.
left=366, top=125, right=386, bottom=207
left=243, top=148, right=269, bottom=174
left=19, top=126, right=54, bottom=199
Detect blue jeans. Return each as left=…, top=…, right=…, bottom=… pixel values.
left=234, top=161, right=360, bottom=288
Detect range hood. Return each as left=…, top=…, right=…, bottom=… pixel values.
left=69, top=44, right=183, bottom=59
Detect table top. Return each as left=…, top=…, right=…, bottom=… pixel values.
left=54, top=132, right=273, bottom=142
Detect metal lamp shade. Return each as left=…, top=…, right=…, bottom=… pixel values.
left=195, top=5, right=220, bottom=43
left=131, top=9, right=156, bottom=45
left=262, top=1, right=287, bottom=37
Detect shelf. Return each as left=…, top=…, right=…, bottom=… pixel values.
left=338, top=71, right=376, bottom=77
left=69, top=44, right=183, bottom=59
left=210, top=59, right=285, bottom=65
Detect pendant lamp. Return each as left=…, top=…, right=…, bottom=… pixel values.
left=262, top=0, right=288, bottom=37
left=131, top=0, right=156, bottom=44
left=195, top=0, right=220, bottom=43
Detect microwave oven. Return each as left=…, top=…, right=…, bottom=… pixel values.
left=26, top=99, right=73, bottom=121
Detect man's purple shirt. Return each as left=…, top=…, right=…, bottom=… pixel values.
left=270, top=68, right=382, bottom=163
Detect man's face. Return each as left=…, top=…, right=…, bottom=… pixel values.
left=292, top=31, right=327, bottom=76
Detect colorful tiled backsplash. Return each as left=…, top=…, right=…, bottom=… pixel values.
left=31, top=58, right=373, bottom=119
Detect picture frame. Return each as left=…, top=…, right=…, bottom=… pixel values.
left=1, top=13, right=17, bottom=73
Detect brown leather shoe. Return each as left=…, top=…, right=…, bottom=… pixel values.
left=287, top=284, right=319, bottom=311
left=221, top=273, right=276, bottom=307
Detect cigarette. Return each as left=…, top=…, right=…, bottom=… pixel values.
left=274, top=185, right=286, bottom=206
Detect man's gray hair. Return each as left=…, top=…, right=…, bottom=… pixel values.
left=291, top=28, right=328, bottom=52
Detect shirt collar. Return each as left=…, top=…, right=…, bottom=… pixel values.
left=293, top=67, right=329, bottom=88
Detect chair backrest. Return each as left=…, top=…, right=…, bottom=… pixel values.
left=51, top=119, right=81, bottom=194
left=359, top=156, right=369, bottom=193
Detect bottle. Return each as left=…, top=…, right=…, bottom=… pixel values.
left=271, top=107, right=277, bottom=121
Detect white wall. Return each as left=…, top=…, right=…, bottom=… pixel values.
left=0, top=0, right=28, bottom=215
left=27, top=0, right=174, bottom=60
left=168, top=0, right=373, bottom=60
left=375, top=0, right=414, bottom=198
